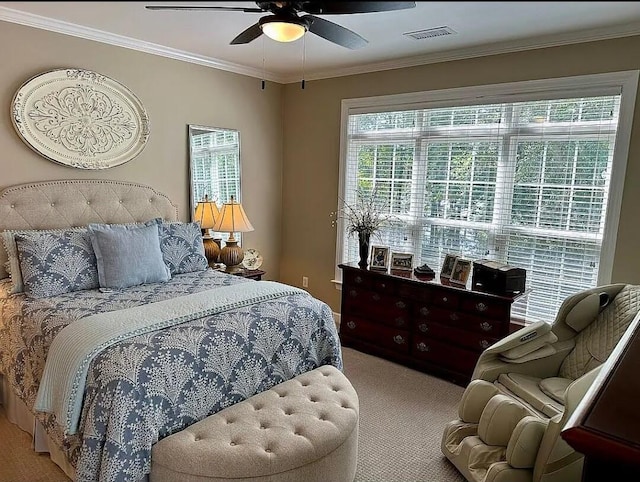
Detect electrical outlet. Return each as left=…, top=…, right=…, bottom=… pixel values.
left=302, top=276, right=309, bottom=288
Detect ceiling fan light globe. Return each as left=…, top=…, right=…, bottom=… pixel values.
left=260, top=19, right=306, bottom=42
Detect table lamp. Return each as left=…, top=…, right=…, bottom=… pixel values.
left=213, top=195, right=254, bottom=273
left=194, top=194, right=221, bottom=266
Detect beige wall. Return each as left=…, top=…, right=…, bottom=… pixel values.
left=0, top=21, right=284, bottom=279
left=3, top=21, right=640, bottom=308
left=280, top=36, right=640, bottom=312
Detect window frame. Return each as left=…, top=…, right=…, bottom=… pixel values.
left=334, top=71, right=639, bottom=299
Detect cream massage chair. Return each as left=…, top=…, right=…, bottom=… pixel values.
left=441, top=283, right=640, bottom=482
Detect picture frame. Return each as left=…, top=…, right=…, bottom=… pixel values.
left=440, top=254, right=458, bottom=278
left=450, top=258, right=472, bottom=286
left=370, top=245, right=390, bottom=270
left=390, top=252, right=414, bottom=271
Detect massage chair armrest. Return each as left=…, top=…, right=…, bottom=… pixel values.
left=472, top=339, right=575, bottom=383
left=482, top=321, right=555, bottom=358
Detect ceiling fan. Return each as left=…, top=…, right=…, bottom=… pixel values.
left=146, top=2, right=416, bottom=49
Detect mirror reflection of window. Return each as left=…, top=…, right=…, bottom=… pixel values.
left=188, top=125, right=241, bottom=242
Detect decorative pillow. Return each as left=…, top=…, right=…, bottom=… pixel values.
left=14, top=230, right=99, bottom=298
left=88, top=220, right=171, bottom=290
left=158, top=221, right=208, bottom=275
left=2, top=228, right=84, bottom=294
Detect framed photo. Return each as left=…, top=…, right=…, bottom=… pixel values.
left=370, top=245, right=390, bottom=270
left=450, top=258, right=472, bottom=286
left=440, top=254, right=458, bottom=278
left=390, top=252, right=414, bottom=271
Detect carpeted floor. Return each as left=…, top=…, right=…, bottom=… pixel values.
left=0, top=347, right=465, bottom=482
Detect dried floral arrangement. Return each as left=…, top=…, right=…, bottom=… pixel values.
left=332, top=188, right=392, bottom=239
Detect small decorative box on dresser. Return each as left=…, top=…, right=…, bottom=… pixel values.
left=339, top=263, right=522, bottom=386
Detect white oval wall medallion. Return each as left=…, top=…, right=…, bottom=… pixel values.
left=11, top=68, right=150, bottom=169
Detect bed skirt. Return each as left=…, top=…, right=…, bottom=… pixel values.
left=1, top=373, right=76, bottom=480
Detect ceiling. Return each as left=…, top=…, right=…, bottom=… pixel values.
left=2, top=1, right=640, bottom=84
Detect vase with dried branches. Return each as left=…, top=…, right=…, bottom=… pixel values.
left=333, top=188, right=391, bottom=269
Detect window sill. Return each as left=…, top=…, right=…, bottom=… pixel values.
left=331, top=279, right=342, bottom=290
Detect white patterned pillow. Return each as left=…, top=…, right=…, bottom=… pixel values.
left=158, top=221, right=208, bottom=275
left=2, top=227, right=85, bottom=294
left=14, top=230, right=99, bottom=298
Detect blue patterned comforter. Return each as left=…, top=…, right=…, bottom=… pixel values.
left=0, top=270, right=342, bottom=481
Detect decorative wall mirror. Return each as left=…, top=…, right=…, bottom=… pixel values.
left=188, top=125, right=242, bottom=240
left=188, top=125, right=241, bottom=214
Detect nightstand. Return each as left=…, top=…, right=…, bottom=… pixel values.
left=233, top=269, right=265, bottom=281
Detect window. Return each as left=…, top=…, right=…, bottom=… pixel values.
left=336, top=72, right=638, bottom=323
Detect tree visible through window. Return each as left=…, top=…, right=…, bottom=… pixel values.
left=339, top=91, right=624, bottom=323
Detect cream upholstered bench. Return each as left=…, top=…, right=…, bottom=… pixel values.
left=150, top=365, right=359, bottom=482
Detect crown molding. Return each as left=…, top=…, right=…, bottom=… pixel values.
left=0, top=6, right=288, bottom=84
left=1, top=6, right=639, bottom=86
left=279, top=21, right=640, bottom=84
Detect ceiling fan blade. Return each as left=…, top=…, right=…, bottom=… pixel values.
left=145, top=5, right=264, bottom=13
left=304, top=15, right=367, bottom=49
left=302, top=1, right=415, bottom=14
left=230, top=21, right=263, bottom=45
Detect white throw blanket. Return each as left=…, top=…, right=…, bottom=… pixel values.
left=34, top=281, right=306, bottom=435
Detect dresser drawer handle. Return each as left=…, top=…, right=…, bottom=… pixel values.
left=480, top=321, right=493, bottom=332
left=417, top=342, right=430, bottom=352
left=372, top=294, right=381, bottom=302
left=355, top=276, right=363, bottom=284
left=476, top=302, right=488, bottom=312
left=479, top=339, right=490, bottom=349
left=419, top=306, right=430, bottom=316
left=349, top=289, right=358, bottom=298
left=395, top=301, right=406, bottom=309
left=418, top=323, right=429, bottom=333
left=380, top=283, right=386, bottom=289
left=346, top=321, right=356, bottom=330
left=442, top=296, right=448, bottom=303
left=395, top=317, right=406, bottom=327
left=450, top=312, right=459, bottom=321
left=393, top=335, right=406, bottom=345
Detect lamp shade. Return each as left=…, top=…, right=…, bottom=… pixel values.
left=213, top=196, right=254, bottom=234
left=194, top=195, right=220, bottom=230
left=215, top=196, right=254, bottom=274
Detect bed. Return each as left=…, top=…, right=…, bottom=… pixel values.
left=0, top=179, right=342, bottom=482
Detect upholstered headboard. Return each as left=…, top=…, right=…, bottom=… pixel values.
left=0, top=179, right=179, bottom=279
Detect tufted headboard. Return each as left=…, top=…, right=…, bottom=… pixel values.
left=0, top=179, right=179, bottom=279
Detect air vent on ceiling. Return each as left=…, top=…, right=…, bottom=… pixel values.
left=404, top=26, right=456, bottom=40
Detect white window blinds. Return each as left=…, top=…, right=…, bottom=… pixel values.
left=339, top=90, right=624, bottom=323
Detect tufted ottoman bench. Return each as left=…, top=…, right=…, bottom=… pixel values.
left=150, top=365, right=359, bottom=482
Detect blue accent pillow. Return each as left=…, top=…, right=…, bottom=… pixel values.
left=14, top=230, right=99, bottom=298
left=158, top=222, right=208, bottom=275
left=88, top=220, right=171, bottom=290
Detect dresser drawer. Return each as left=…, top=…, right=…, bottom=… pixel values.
left=411, top=335, right=478, bottom=376
left=461, top=295, right=510, bottom=320
left=371, top=277, right=396, bottom=296
left=413, top=321, right=500, bottom=353
left=415, top=305, right=460, bottom=324
left=343, top=269, right=371, bottom=289
left=429, top=288, right=460, bottom=309
left=340, top=316, right=410, bottom=354
left=344, top=289, right=410, bottom=321
left=447, top=312, right=508, bottom=337
left=397, top=282, right=432, bottom=302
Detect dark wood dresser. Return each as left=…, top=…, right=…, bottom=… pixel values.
left=339, top=263, right=521, bottom=385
